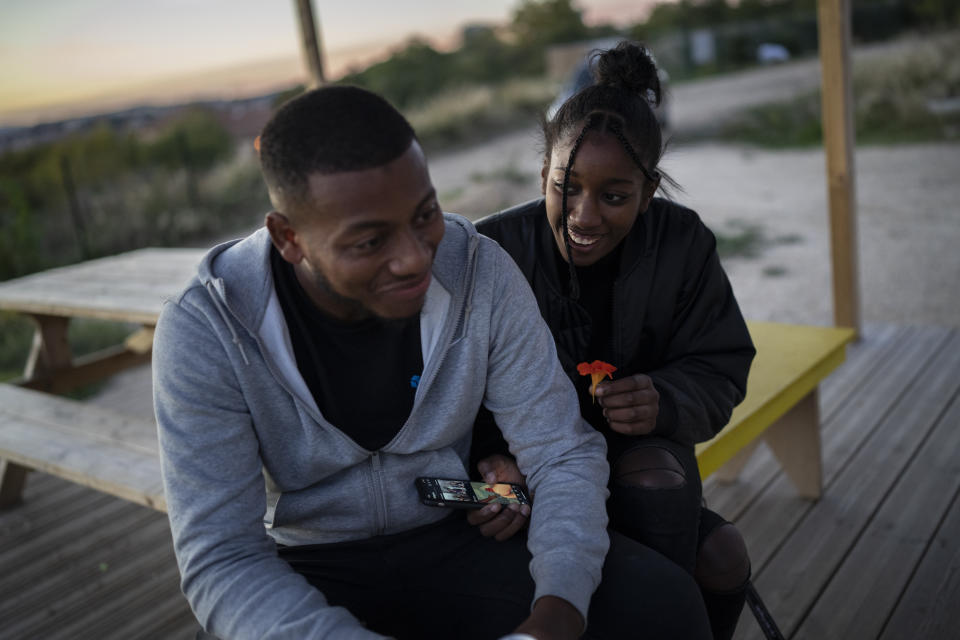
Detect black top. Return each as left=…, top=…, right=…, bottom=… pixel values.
left=555, top=243, right=623, bottom=432
left=556, top=243, right=623, bottom=366
left=271, top=248, right=423, bottom=451
left=475, top=197, right=755, bottom=446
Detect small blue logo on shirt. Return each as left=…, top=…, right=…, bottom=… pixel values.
left=410, top=374, right=421, bottom=389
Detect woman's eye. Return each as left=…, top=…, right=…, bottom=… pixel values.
left=553, top=181, right=578, bottom=195
left=604, top=193, right=629, bottom=204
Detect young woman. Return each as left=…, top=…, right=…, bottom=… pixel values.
left=470, top=41, right=758, bottom=640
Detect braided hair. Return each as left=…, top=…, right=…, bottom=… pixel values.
left=543, top=41, right=671, bottom=300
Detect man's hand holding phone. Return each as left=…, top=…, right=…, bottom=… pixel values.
left=467, top=454, right=531, bottom=541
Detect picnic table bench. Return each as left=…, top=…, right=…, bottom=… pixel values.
left=0, top=383, right=165, bottom=510
left=0, top=247, right=200, bottom=510
left=0, top=320, right=853, bottom=511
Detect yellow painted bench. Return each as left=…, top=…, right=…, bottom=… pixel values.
left=695, top=321, right=856, bottom=499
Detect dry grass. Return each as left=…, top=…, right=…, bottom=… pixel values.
left=715, top=30, right=960, bottom=146
left=406, top=78, right=557, bottom=150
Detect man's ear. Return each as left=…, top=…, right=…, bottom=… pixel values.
left=265, top=211, right=303, bottom=264
left=639, top=174, right=661, bottom=213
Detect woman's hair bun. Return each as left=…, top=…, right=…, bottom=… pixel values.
left=592, top=41, right=662, bottom=106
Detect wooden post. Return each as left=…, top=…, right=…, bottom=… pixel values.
left=817, top=0, right=860, bottom=336
left=295, top=0, right=325, bottom=88
left=59, top=155, right=91, bottom=260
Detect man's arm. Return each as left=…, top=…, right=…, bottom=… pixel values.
left=477, top=239, right=611, bottom=629
left=153, top=296, right=385, bottom=640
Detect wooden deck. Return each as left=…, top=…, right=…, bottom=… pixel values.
left=1, top=324, right=957, bottom=639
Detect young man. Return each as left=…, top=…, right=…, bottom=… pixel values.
left=153, top=86, right=710, bottom=640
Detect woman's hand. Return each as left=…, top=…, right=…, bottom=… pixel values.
left=595, top=373, right=660, bottom=435
left=466, top=454, right=530, bottom=541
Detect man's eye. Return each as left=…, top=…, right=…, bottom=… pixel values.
left=417, top=203, right=440, bottom=224
left=553, top=181, right=578, bottom=195
left=354, top=236, right=384, bottom=251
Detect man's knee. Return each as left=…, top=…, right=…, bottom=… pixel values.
left=612, top=445, right=686, bottom=488
left=696, top=522, right=751, bottom=593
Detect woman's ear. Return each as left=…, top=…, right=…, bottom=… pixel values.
left=639, top=174, right=661, bottom=213
left=540, top=164, right=549, bottom=195
left=265, top=211, right=303, bottom=264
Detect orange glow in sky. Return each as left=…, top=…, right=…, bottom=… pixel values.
left=0, top=0, right=659, bottom=127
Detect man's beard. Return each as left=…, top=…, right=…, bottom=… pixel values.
left=307, top=268, right=421, bottom=325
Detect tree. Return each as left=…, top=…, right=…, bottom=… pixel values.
left=510, top=0, right=589, bottom=49
left=340, top=38, right=456, bottom=108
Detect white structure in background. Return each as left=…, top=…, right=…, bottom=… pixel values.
left=757, top=42, right=791, bottom=64
left=689, top=29, right=716, bottom=66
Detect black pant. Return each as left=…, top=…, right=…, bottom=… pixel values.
left=606, top=436, right=748, bottom=640
left=279, top=514, right=711, bottom=640
left=606, top=435, right=704, bottom=574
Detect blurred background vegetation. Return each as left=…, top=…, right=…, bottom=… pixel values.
left=1, top=0, right=958, bottom=376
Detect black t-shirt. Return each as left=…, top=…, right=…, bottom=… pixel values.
left=555, top=243, right=623, bottom=430
left=270, top=248, right=423, bottom=451
left=554, top=243, right=622, bottom=366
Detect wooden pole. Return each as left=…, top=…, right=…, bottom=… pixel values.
left=817, top=0, right=860, bottom=336
left=295, top=0, right=325, bottom=88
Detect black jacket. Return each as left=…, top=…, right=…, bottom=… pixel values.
left=475, top=197, right=755, bottom=445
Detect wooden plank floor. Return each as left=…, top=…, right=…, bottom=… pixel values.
left=712, top=324, right=960, bottom=640
left=1, top=324, right=957, bottom=639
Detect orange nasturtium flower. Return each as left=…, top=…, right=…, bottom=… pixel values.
left=577, top=360, right=617, bottom=402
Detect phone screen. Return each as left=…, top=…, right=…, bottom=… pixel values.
left=416, top=477, right=530, bottom=508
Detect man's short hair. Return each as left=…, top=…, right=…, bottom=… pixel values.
left=258, top=85, right=416, bottom=211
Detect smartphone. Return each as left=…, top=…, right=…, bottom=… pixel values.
left=415, top=477, right=531, bottom=510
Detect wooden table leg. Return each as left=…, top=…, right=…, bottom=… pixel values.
left=22, top=315, right=73, bottom=391
left=764, top=389, right=823, bottom=499
left=2, top=315, right=74, bottom=506
left=17, top=319, right=153, bottom=395
left=0, top=460, right=29, bottom=509
left=2, top=315, right=72, bottom=506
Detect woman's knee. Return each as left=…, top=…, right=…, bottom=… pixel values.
left=696, top=522, right=751, bottom=593
left=612, top=445, right=686, bottom=488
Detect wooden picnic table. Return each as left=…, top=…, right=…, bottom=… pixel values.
left=0, top=247, right=203, bottom=509
left=0, top=248, right=204, bottom=394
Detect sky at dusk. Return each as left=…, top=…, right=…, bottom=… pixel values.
left=0, top=0, right=660, bottom=127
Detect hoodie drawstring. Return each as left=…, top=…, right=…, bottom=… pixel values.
left=205, top=279, right=250, bottom=365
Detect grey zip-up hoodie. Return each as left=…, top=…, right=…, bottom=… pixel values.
left=153, top=214, right=610, bottom=639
